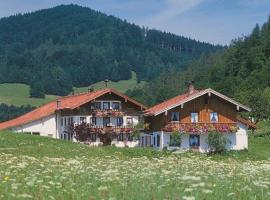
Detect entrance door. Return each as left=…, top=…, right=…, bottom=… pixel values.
left=189, top=135, right=200, bottom=149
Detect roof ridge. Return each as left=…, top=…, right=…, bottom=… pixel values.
left=57, top=88, right=110, bottom=100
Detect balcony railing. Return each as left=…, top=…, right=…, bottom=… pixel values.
left=89, top=125, right=134, bottom=134
left=91, top=109, right=124, bottom=117
left=163, top=122, right=238, bottom=134
left=71, top=123, right=134, bottom=135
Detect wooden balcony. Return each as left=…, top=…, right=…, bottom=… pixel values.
left=163, top=122, right=238, bottom=134
left=89, top=125, right=134, bottom=134
left=72, top=123, right=134, bottom=134
left=91, top=109, right=124, bottom=117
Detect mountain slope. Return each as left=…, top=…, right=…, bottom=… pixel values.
left=127, top=18, right=270, bottom=121
left=0, top=4, right=221, bottom=97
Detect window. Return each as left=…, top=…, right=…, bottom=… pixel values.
left=156, top=134, right=160, bottom=147
left=103, top=102, right=110, bottom=110
left=103, top=117, right=110, bottom=127
left=171, top=112, right=179, bottom=121
left=117, top=117, right=123, bottom=126
left=91, top=117, right=96, bottom=125
left=128, top=135, right=133, bottom=141
left=80, top=117, right=86, bottom=124
left=90, top=133, right=97, bottom=142
left=191, top=113, right=199, bottom=123
left=64, top=118, right=67, bottom=126
left=210, top=112, right=218, bottom=122
left=189, top=135, right=200, bottom=147
left=61, top=118, right=63, bottom=126
left=117, top=133, right=124, bottom=141
left=94, top=102, right=101, bottom=109
left=153, top=136, right=156, bottom=146
left=126, top=117, right=133, bottom=126
left=112, top=102, right=120, bottom=110
left=68, top=117, right=73, bottom=125
left=32, top=132, right=40, bottom=136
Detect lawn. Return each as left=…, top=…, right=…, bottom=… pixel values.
left=0, top=83, right=57, bottom=107
left=0, top=132, right=269, bottom=200
left=73, top=71, right=146, bottom=94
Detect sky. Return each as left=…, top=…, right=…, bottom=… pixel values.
left=0, top=0, right=270, bottom=45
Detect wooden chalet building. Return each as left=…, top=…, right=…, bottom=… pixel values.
left=0, top=88, right=147, bottom=147
left=141, top=82, right=253, bottom=152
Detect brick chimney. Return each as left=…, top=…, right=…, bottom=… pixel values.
left=188, top=80, right=195, bottom=95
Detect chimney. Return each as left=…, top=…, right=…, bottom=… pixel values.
left=188, top=80, right=195, bottom=95
left=56, top=100, right=61, bottom=109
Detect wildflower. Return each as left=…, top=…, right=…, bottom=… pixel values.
left=182, top=196, right=195, bottom=200
left=202, top=189, right=213, bottom=194
left=3, top=176, right=9, bottom=181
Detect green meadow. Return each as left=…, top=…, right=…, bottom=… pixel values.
left=0, top=83, right=57, bottom=107
left=0, top=132, right=269, bottom=200
left=0, top=72, right=145, bottom=107
left=73, top=71, right=146, bottom=94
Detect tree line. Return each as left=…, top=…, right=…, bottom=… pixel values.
left=127, top=17, right=270, bottom=123
left=0, top=4, right=221, bottom=98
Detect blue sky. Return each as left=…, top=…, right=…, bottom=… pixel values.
left=0, top=0, right=270, bottom=45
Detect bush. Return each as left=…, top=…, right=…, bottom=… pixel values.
left=253, top=121, right=270, bottom=138
left=207, top=131, right=229, bottom=153
left=169, top=131, right=182, bottom=146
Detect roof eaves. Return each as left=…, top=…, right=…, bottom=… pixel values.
left=150, top=88, right=251, bottom=116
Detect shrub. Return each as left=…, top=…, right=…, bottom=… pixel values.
left=253, top=121, right=270, bottom=138
left=207, top=131, right=229, bottom=153
left=169, top=131, right=182, bottom=146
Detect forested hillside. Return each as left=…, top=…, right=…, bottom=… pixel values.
left=0, top=4, right=221, bottom=98
left=127, top=18, right=270, bottom=122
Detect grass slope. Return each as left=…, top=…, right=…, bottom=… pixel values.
left=0, top=83, right=57, bottom=107
left=0, top=72, right=145, bottom=107
left=0, top=132, right=269, bottom=199
left=73, top=71, right=146, bottom=94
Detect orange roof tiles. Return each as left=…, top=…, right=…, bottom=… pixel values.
left=144, top=90, right=204, bottom=116
left=0, top=88, right=147, bottom=130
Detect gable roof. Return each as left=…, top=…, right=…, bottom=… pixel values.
left=144, top=88, right=251, bottom=116
left=0, top=88, right=147, bottom=130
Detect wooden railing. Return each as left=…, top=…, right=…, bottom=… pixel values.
left=163, top=122, right=238, bottom=133
left=72, top=123, right=135, bottom=134
left=91, top=109, right=124, bottom=117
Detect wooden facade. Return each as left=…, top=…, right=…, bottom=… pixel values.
left=146, top=94, right=238, bottom=132
left=61, top=92, right=144, bottom=117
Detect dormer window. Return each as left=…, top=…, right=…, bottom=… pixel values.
left=191, top=113, right=198, bottom=123
left=171, top=112, right=179, bottom=121
left=210, top=112, right=218, bottom=122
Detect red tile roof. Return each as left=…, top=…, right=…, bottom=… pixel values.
left=144, top=88, right=251, bottom=116
left=144, top=90, right=204, bottom=116
left=0, top=88, right=147, bottom=130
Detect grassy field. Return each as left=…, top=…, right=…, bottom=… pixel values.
left=0, top=83, right=57, bottom=107
left=0, top=72, right=145, bottom=107
left=0, top=132, right=269, bottom=199
left=73, top=71, right=146, bottom=94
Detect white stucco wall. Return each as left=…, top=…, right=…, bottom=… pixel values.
left=155, top=121, right=248, bottom=153
left=12, top=114, right=57, bottom=138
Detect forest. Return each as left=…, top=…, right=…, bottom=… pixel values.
left=0, top=4, right=220, bottom=98
left=127, top=17, right=270, bottom=122
left=0, top=104, right=35, bottom=122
